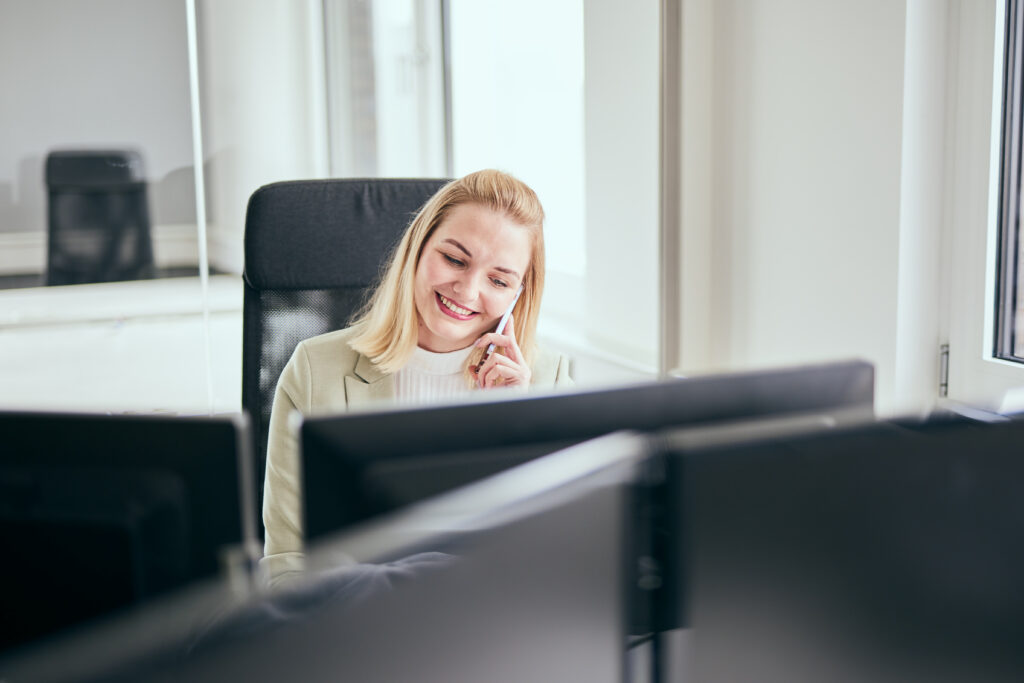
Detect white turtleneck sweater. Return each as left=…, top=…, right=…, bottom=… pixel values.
left=394, top=345, right=476, bottom=405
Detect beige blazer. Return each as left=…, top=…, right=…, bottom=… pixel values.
left=261, top=327, right=573, bottom=582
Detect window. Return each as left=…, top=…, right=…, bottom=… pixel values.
left=448, top=0, right=661, bottom=383
left=323, top=0, right=447, bottom=177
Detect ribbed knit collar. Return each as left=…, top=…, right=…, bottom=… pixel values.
left=405, top=344, right=475, bottom=376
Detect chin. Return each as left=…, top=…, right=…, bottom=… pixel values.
left=441, top=327, right=478, bottom=348
left=426, top=320, right=476, bottom=349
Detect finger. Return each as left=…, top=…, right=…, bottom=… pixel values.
left=477, top=360, right=494, bottom=388
left=502, top=314, right=517, bottom=341
left=475, top=339, right=520, bottom=368
left=477, top=358, right=500, bottom=388
left=479, top=355, right=529, bottom=388
left=475, top=336, right=523, bottom=365
left=487, top=352, right=522, bottom=371
left=483, top=363, right=513, bottom=389
left=476, top=314, right=521, bottom=353
left=477, top=355, right=502, bottom=388
left=475, top=332, right=511, bottom=349
left=476, top=356, right=496, bottom=387
left=489, top=348, right=531, bottom=382
left=501, top=314, right=524, bottom=363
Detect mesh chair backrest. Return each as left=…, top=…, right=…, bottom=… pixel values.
left=242, top=178, right=448, bottom=528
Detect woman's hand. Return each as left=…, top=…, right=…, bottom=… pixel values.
left=473, top=314, right=531, bottom=389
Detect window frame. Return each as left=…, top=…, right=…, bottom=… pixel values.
left=944, top=0, right=1024, bottom=412
left=995, top=0, right=1024, bottom=362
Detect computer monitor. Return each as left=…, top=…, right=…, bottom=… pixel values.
left=0, top=431, right=650, bottom=683
left=0, top=411, right=255, bottom=653
left=300, top=358, right=874, bottom=543
left=668, top=416, right=1024, bottom=683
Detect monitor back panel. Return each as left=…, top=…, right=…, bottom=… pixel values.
left=675, top=417, right=1024, bottom=683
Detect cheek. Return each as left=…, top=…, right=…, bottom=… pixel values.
left=417, top=256, right=448, bottom=290
left=483, top=289, right=515, bottom=320
left=413, top=263, right=434, bottom=311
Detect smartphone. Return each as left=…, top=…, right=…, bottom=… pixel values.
left=475, top=283, right=524, bottom=372
left=494, top=283, right=524, bottom=336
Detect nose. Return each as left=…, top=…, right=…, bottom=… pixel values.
left=451, top=270, right=482, bottom=303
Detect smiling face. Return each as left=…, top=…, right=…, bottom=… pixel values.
left=413, top=202, right=533, bottom=353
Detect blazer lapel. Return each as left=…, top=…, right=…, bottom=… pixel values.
left=344, top=353, right=396, bottom=407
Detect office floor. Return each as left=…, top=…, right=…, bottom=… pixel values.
left=0, top=275, right=651, bottom=416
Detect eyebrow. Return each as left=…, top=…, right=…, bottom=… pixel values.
left=442, top=238, right=522, bottom=280
left=494, top=266, right=521, bottom=279
left=442, top=238, right=472, bottom=257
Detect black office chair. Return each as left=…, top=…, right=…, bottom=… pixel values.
left=242, top=178, right=448, bottom=532
left=45, top=149, right=155, bottom=285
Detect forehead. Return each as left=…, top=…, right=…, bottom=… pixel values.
left=430, top=203, right=533, bottom=271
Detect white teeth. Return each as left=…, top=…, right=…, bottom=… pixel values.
left=440, top=294, right=473, bottom=316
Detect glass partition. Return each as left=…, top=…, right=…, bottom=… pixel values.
left=0, top=0, right=230, bottom=414
left=0, top=0, right=200, bottom=286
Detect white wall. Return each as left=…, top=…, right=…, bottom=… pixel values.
left=682, top=0, right=909, bottom=413
left=582, top=0, right=661, bottom=371
left=198, top=0, right=328, bottom=274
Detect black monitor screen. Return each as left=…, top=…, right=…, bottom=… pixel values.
left=672, top=416, right=1024, bottom=683
left=300, top=359, right=874, bottom=543
left=0, top=411, right=254, bottom=653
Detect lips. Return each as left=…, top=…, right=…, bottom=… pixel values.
left=435, top=292, right=478, bottom=321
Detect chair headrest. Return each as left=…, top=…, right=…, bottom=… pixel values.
left=243, top=178, right=448, bottom=290
left=46, top=150, right=146, bottom=188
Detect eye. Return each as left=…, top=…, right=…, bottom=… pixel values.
left=442, top=253, right=465, bottom=267
left=490, top=277, right=509, bottom=288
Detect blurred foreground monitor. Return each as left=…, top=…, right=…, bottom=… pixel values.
left=0, top=431, right=650, bottom=683
left=667, top=415, right=1024, bottom=683
left=0, top=411, right=254, bottom=653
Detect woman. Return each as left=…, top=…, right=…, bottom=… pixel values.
left=261, top=169, right=573, bottom=581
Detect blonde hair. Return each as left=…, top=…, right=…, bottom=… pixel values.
left=347, top=169, right=546, bottom=382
